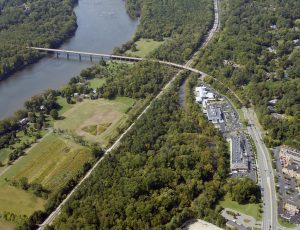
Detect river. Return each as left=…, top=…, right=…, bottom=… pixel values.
left=0, top=0, right=138, bottom=119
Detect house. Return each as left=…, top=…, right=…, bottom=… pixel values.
left=293, top=39, right=300, bottom=45
left=19, top=118, right=29, bottom=126
left=268, top=99, right=278, bottom=105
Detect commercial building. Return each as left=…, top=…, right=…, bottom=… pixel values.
left=194, top=86, right=214, bottom=103
left=231, top=134, right=252, bottom=173
left=280, top=145, right=300, bottom=179
left=206, top=104, right=224, bottom=124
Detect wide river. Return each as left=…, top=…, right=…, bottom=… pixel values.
left=0, top=0, right=138, bottom=119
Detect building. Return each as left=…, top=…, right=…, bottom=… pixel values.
left=194, top=86, right=214, bottom=103
left=285, top=202, right=299, bottom=216
left=280, top=145, right=300, bottom=179
left=206, top=104, right=223, bottom=124
left=280, top=145, right=300, bottom=167
left=19, top=118, right=29, bottom=126
left=268, top=99, right=278, bottom=105
left=231, top=135, right=251, bottom=173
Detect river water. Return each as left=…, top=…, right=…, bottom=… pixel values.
left=0, top=0, right=138, bottom=119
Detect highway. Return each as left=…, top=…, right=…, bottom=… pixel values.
left=243, top=107, right=277, bottom=230
left=38, top=0, right=220, bottom=228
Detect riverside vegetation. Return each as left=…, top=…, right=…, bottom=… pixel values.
left=0, top=0, right=78, bottom=80
left=0, top=61, right=177, bottom=228
left=120, top=0, right=214, bottom=64
left=0, top=0, right=263, bottom=228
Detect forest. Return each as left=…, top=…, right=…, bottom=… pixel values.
left=195, top=0, right=300, bottom=149
left=0, top=0, right=78, bottom=80
left=120, top=0, right=214, bottom=64
left=52, top=77, right=230, bottom=229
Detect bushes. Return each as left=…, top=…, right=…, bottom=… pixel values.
left=226, top=178, right=261, bottom=204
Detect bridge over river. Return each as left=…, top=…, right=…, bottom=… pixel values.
left=27, top=47, right=207, bottom=77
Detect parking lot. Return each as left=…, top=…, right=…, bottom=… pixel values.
left=195, top=84, right=257, bottom=182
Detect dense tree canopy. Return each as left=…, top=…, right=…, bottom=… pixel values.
left=122, top=0, right=214, bottom=64
left=195, top=0, right=300, bottom=149
left=53, top=79, right=228, bottom=229
left=0, top=0, right=78, bottom=80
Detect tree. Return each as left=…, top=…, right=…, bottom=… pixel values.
left=19, top=177, right=29, bottom=190
left=50, top=109, right=59, bottom=120
left=228, top=178, right=261, bottom=204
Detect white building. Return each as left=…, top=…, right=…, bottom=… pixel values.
left=194, top=86, right=214, bottom=103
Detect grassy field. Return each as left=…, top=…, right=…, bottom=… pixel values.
left=0, top=219, right=17, bottom=230
left=0, top=148, right=10, bottom=165
left=89, top=78, right=106, bottom=89
left=0, top=133, right=92, bottom=217
left=57, top=96, right=73, bottom=116
left=55, top=97, right=135, bottom=146
left=237, top=108, right=246, bottom=125
left=0, top=185, right=45, bottom=216
left=0, top=134, right=92, bottom=192
left=0, top=128, right=47, bottom=167
left=278, top=217, right=297, bottom=228
left=126, top=39, right=164, bottom=57
left=219, top=194, right=262, bottom=221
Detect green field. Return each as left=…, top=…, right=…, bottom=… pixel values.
left=0, top=185, right=45, bottom=216
left=57, top=96, right=73, bottom=116
left=237, top=108, right=246, bottom=125
left=278, top=217, right=297, bottom=228
left=219, top=194, right=262, bottom=221
left=0, top=149, right=10, bottom=165
left=0, top=220, right=15, bottom=230
left=55, top=97, right=135, bottom=146
left=126, top=39, right=165, bottom=57
left=0, top=128, right=47, bottom=167
left=0, top=133, right=92, bottom=217
left=89, top=78, right=106, bottom=89
left=0, top=134, right=92, bottom=192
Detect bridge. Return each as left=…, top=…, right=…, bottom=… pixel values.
left=27, top=47, right=207, bottom=77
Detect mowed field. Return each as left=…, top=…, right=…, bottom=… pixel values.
left=126, top=38, right=164, bottom=57
left=219, top=194, right=262, bottom=221
left=55, top=97, right=136, bottom=146
left=0, top=133, right=92, bottom=216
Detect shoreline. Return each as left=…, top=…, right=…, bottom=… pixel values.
left=0, top=0, right=138, bottom=120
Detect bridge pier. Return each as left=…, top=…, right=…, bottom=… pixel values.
left=67, top=53, right=69, bottom=59
left=56, top=52, right=59, bottom=58
left=90, top=55, right=93, bottom=62
left=79, top=54, right=81, bottom=61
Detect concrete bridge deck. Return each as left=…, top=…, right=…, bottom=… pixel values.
left=27, top=47, right=207, bottom=77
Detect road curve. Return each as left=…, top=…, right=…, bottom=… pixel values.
left=38, top=0, right=220, bottom=228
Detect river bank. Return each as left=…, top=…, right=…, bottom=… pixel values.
left=0, top=0, right=138, bottom=119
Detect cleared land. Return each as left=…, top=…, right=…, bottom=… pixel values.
left=0, top=134, right=92, bottom=217
left=278, top=217, right=297, bottom=228
left=0, top=184, right=45, bottom=216
left=0, top=220, right=15, bottom=230
left=0, top=134, right=92, bottom=192
left=89, top=78, right=106, bottom=88
left=126, top=38, right=164, bottom=57
left=219, top=194, right=262, bottom=221
left=55, top=97, right=135, bottom=146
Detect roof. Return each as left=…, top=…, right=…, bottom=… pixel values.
left=207, top=106, right=222, bottom=121
left=183, top=219, right=223, bottom=230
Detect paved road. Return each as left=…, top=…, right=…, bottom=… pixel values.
left=243, top=107, right=277, bottom=230
left=38, top=0, right=220, bottom=228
